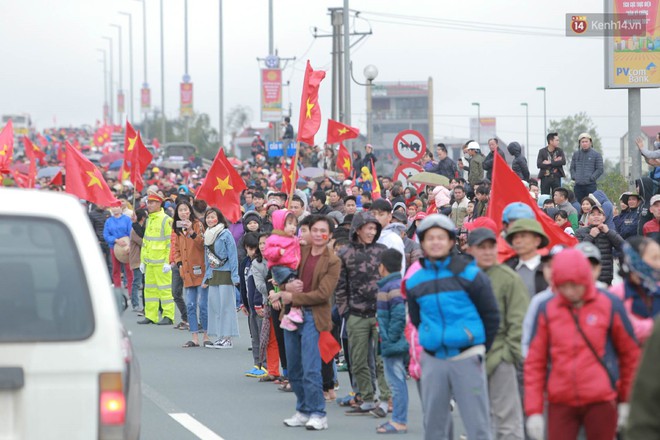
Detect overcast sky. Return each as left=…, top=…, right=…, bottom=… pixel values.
left=2, top=0, right=660, bottom=164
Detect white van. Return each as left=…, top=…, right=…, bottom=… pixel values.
left=0, top=189, right=141, bottom=439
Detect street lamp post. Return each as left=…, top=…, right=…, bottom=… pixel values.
left=364, top=65, right=378, bottom=145
left=183, top=0, right=191, bottom=143
left=111, top=24, right=123, bottom=123
left=160, top=0, right=166, bottom=144
left=218, top=0, right=224, bottom=149
left=134, top=0, right=148, bottom=136
left=97, top=49, right=108, bottom=123
left=119, top=12, right=134, bottom=123
left=471, top=102, right=481, bottom=143
left=536, top=86, right=547, bottom=139
left=102, top=36, right=114, bottom=125
left=521, top=102, right=529, bottom=159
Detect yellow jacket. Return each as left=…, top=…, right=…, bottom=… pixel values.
left=141, top=209, right=172, bottom=266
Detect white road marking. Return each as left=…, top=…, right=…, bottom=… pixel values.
left=169, top=413, right=225, bottom=440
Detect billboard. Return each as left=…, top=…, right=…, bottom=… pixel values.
left=141, top=87, right=151, bottom=111
left=469, top=117, right=497, bottom=144
left=605, top=0, right=660, bottom=88
left=180, top=82, right=193, bottom=117
left=261, top=68, right=282, bottom=122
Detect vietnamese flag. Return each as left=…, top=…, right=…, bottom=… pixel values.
left=129, top=131, right=153, bottom=192
left=23, top=136, right=47, bottom=166
left=336, top=143, right=352, bottom=177
left=37, top=134, right=49, bottom=148
left=487, top=152, right=577, bottom=261
left=195, top=148, right=247, bottom=223
left=56, top=142, right=66, bottom=164
left=9, top=169, right=30, bottom=188
left=296, top=61, right=326, bottom=146
left=50, top=170, right=63, bottom=186
left=0, top=120, right=14, bottom=173
left=64, top=141, right=120, bottom=207
left=327, top=119, right=359, bottom=144
left=120, top=121, right=139, bottom=182
left=281, top=162, right=299, bottom=198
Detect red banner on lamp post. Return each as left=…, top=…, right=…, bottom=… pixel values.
left=180, top=82, right=193, bottom=117
left=141, top=87, right=151, bottom=110
left=117, top=92, right=125, bottom=114
left=261, top=68, right=282, bottom=122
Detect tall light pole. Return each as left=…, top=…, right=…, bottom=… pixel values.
left=183, top=0, right=190, bottom=142
left=160, top=0, right=166, bottom=143
left=111, top=24, right=124, bottom=123
left=134, top=0, right=149, bottom=137
left=343, top=0, right=351, bottom=135
left=119, top=12, right=134, bottom=123
left=536, top=86, right=547, bottom=139
left=521, top=102, right=529, bottom=159
left=102, top=36, right=114, bottom=125
left=218, top=0, right=224, bottom=149
left=471, top=102, right=481, bottom=143
left=97, top=49, right=108, bottom=123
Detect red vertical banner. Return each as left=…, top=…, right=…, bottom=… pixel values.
left=141, top=87, right=151, bottom=110
left=180, top=82, right=193, bottom=117
left=261, top=68, right=282, bottom=122
left=117, top=92, right=125, bottom=114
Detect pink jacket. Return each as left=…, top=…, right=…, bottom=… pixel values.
left=609, top=282, right=655, bottom=344
left=402, top=261, right=422, bottom=380
left=262, top=209, right=301, bottom=270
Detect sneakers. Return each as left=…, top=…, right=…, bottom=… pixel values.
left=279, top=315, right=298, bottom=331
left=283, top=412, right=310, bottom=427
left=207, top=337, right=233, bottom=349
left=305, top=415, right=328, bottom=431
left=245, top=366, right=268, bottom=378
left=156, top=317, right=173, bottom=326
left=288, top=307, right=304, bottom=324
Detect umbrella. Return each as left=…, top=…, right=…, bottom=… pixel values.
left=408, top=172, right=450, bottom=187
left=299, top=167, right=325, bottom=179
left=37, top=166, right=62, bottom=179
left=100, top=152, right=123, bottom=165
left=11, top=163, right=29, bottom=174
left=227, top=157, right=242, bottom=167
left=109, top=159, right=124, bottom=170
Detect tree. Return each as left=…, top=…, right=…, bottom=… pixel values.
left=548, top=112, right=603, bottom=168
left=599, top=159, right=630, bottom=205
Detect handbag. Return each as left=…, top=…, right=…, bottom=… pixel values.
left=570, top=310, right=616, bottom=390
left=206, top=244, right=227, bottom=269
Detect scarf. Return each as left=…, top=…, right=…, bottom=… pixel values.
left=204, top=223, right=226, bottom=246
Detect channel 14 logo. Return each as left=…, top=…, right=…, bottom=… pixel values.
left=566, top=14, right=645, bottom=37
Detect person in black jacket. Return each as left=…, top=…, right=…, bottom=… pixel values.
left=363, top=144, right=377, bottom=172
left=483, top=138, right=506, bottom=181
left=431, top=143, right=458, bottom=180
left=575, top=204, right=625, bottom=286
left=536, top=132, right=566, bottom=195
left=88, top=203, right=112, bottom=273
left=507, top=142, right=530, bottom=181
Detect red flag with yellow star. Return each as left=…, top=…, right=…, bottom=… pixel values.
left=0, top=121, right=14, bottom=173
left=64, top=141, right=120, bottom=207
left=280, top=161, right=299, bottom=197
left=371, top=159, right=381, bottom=200
left=23, top=136, right=47, bottom=166
left=296, top=61, right=326, bottom=146
left=327, top=119, right=359, bottom=144
left=336, top=143, right=352, bottom=177
left=195, top=148, right=246, bottom=223
left=130, top=131, right=153, bottom=192
left=119, top=121, right=138, bottom=183
left=93, top=125, right=112, bottom=147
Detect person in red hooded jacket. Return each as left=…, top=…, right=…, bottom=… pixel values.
left=524, top=248, right=640, bottom=440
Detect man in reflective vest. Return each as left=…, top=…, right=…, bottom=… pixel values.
left=137, top=190, right=175, bottom=325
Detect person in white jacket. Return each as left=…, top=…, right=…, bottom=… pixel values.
left=370, top=198, right=406, bottom=276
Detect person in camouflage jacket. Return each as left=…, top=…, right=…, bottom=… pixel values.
left=335, top=211, right=392, bottom=416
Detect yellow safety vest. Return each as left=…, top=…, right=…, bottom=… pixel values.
left=141, top=209, right=172, bottom=265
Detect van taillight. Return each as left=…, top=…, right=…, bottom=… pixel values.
left=99, top=372, right=125, bottom=425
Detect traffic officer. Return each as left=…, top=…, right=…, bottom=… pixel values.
left=138, top=190, right=175, bottom=325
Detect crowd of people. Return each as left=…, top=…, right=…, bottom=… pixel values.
left=28, top=127, right=660, bottom=439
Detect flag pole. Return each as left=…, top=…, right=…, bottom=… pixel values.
left=287, top=141, right=301, bottom=208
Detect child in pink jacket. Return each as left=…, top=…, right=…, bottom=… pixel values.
left=262, top=209, right=302, bottom=330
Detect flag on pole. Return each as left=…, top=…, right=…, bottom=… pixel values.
left=195, top=148, right=247, bottom=223
left=296, top=61, right=326, bottom=146
left=64, top=142, right=120, bottom=207
left=371, top=159, right=381, bottom=200
left=327, top=119, right=359, bottom=144
left=336, top=143, right=352, bottom=177
left=120, top=121, right=138, bottom=182
left=0, top=121, right=14, bottom=173
left=129, top=131, right=153, bottom=192
left=23, top=136, right=46, bottom=166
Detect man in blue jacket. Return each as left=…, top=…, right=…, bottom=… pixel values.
left=570, top=133, right=604, bottom=203
left=404, top=214, right=499, bottom=440
left=103, top=205, right=133, bottom=289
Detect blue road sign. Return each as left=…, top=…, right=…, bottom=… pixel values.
left=267, top=141, right=296, bottom=157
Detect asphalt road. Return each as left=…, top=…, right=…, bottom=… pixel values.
left=124, top=308, right=468, bottom=440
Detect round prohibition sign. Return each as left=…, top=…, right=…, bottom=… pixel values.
left=393, top=163, right=424, bottom=192
left=393, top=129, right=427, bottom=163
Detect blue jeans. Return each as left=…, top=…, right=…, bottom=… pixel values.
left=284, top=309, right=325, bottom=417
left=185, top=285, right=208, bottom=333
left=271, top=265, right=297, bottom=285
left=130, top=268, right=143, bottom=309
left=383, top=356, right=409, bottom=424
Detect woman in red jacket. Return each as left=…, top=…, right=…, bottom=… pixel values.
left=524, top=248, right=640, bottom=440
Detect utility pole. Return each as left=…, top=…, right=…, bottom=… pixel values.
left=343, top=0, right=351, bottom=128
left=160, top=0, right=166, bottom=143
left=629, top=89, right=642, bottom=184
left=183, top=0, right=190, bottom=143
left=102, top=36, right=114, bottom=125
left=97, top=49, right=108, bottom=123
left=119, top=12, right=134, bottom=123
left=218, top=0, right=224, bottom=150
left=111, top=24, right=123, bottom=123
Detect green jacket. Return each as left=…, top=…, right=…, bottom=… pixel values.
left=626, top=316, right=660, bottom=439
left=484, top=264, right=529, bottom=376
left=467, top=153, right=484, bottom=188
